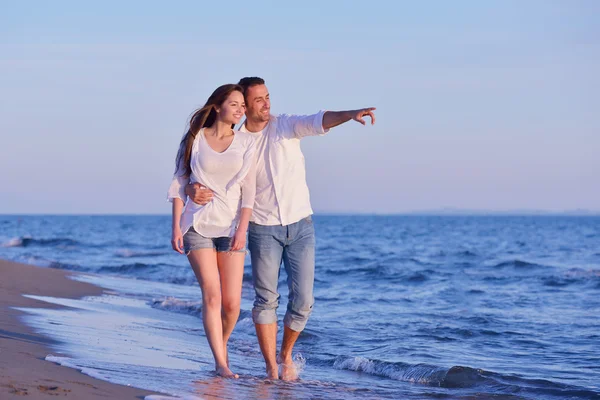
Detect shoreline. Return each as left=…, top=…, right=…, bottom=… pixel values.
left=0, top=259, right=157, bottom=399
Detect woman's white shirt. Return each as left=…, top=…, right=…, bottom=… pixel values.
left=167, top=129, right=257, bottom=238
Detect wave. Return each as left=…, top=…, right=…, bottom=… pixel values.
left=542, top=276, right=578, bottom=287
left=1, top=236, right=81, bottom=248
left=406, top=271, right=429, bottom=282
left=407, top=257, right=432, bottom=266
left=468, top=289, right=486, bottom=294
left=321, top=265, right=436, bottom=283
left=15, top=255, right=83, bottom=271
left=114, top=249, right=169, bottom=258
left=98, top=263, right=157, bottom=273
left=339, top=255, right=373, bottom=265
left=1, top=237, right=25, bottom=247
left=95, top=263, right=199, bottom=287
left=542, top=268, right=600, bottom=288
left=491, top=259, right=547, bottom=269
left=47, top=261, right=81, bottom=270
left=151, top=297, right=203, bottom=317
left=27, top=257, right=167, bottom=278
left=332, top=356, right=479, bottom=386
left=150, top=297, right=252, bottom=321
left=332, top=356, right=600, bottom=397
left=564, top=268, right=600, bottom=278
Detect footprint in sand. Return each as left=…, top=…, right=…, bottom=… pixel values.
left=37, top=384, right=71, bottom=395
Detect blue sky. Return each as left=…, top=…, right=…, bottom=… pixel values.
left=1, top=1, right=598, bottom=214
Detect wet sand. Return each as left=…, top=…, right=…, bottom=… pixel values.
left=0, top=259, right=156, bottom=399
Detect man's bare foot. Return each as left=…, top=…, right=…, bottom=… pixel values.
left=215, top=365, right=239, bottom=379
left=279, top=363, right=298, bottom=381
left=277, top=355, right=298, bottom=381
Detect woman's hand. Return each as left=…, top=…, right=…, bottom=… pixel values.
left=171, top=227, right=184, bottom=254
left=230, top=228, right=247, bottom=252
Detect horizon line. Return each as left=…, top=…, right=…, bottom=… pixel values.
left=1, top=210, right=599, bottom=217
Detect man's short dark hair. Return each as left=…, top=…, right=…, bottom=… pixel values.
left=238, top=77, right=265, bottom=96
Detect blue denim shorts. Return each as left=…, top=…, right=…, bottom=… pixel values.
left=183, top=227, right=245, bottom=254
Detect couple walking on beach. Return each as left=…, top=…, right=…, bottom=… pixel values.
left=168, top=77, right=375, bottom=380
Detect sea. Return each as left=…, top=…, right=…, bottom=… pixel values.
left=1, top=215, right=599, bottom=399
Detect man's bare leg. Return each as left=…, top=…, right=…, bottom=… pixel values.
left=278, top=325, right=301, bottom=381
left=255, top=322, right=279, bottom=379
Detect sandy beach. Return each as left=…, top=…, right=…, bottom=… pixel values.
left=0, top=259, right=155, bottom=399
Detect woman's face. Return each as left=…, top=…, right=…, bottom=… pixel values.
left=217, top=91, right=245, bottom=125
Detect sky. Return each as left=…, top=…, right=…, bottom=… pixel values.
left=1, top=1, right=599, bottom=214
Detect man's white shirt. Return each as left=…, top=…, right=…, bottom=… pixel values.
left=239, top=111, right=329, bottom=226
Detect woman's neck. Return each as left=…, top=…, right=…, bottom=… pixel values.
left=207, top=120, right=233, bottom=139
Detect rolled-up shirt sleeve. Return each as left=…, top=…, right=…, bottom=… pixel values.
left=280, top=110, right=330, bottom=139
left=167, top=153, right=189, bottom=203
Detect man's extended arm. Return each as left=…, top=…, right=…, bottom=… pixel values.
left=322, top=108, right=376, bottom=130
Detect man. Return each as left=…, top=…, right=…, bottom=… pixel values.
left=186, top=77, right=375, bottom=380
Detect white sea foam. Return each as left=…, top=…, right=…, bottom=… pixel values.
left=152, top=297, right=203, bottom=316
left=46, top=355, right=112, bottom=381
left=1, top=236, right=24, bottom=247
left=333, top=356, right=447, bottom=384
left=115, top=249, right=168, bottom=258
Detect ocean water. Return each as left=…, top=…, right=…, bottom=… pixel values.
left=1, top=215, right=599, bottom=399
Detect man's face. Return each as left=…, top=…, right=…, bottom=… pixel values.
left=245, top=84, right=271, bottom=124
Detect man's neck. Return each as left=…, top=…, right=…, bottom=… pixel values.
left=244, top=118, right=269, bottom=133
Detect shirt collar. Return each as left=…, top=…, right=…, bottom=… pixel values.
left=239, top=116, right=274, bottom=134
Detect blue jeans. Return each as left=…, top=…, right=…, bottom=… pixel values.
left=248, top=216, right=315, bottom=332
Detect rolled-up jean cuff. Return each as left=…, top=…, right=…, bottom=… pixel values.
left=252, top=309, right=278, bottom=325
left=284, top=314, right=309, bottom=332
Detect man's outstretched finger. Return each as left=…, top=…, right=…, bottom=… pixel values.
left=362, top=107, right=376, bottom=125
left=367, top=111, right=376, bottom=125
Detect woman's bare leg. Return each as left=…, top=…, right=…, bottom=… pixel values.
left=188, top=249, right=238, bottom=378
left=217, top=251, right=245, bottom=367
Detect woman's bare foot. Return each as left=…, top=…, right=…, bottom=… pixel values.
left=223, top=343, right=229, bottom=367
left=215, top=365, right=239, bottom=379
left=265, top=366, right=279, bottom=380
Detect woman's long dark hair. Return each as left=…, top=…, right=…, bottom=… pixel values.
left=175, top=84, right=243, bottom=177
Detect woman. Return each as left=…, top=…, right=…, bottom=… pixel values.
left=167, top=84, right=256, bottom=378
